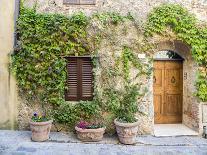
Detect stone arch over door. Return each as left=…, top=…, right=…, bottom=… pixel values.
left=153, top=40, right=201, bottom=133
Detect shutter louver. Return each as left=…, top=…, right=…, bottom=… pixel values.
left=81, top=58, right=93, bottom=100
left=66, top=58, right=78, bottom=100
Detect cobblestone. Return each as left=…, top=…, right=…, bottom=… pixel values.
left=1, top=130, right=207, bottom=155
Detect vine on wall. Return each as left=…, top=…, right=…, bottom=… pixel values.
left=12, top=3, right=207, bottom=130
left=105, top=46, right=151, bottom=123
left=12, top=6, right=100, bottom=126
left=145, top=4, right=207, bottom=101
left=12, top=4, right=151, bottom=129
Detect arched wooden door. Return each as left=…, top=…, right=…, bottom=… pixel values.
left=153, top=60, right=183, bottom=124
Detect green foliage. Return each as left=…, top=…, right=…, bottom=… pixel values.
left=12, top=4, right=149, bottom=127
left=121, top=46, right=151, bottom=82
left=196, top=73, right=207, bottom=101
left=145, top=4, right=207, bottom=101
left=93, top=12, right=133, bottom=26
left=75, top=100, right=101, bottom=120
left=31, top=112, right=49, bottom=122
left=104, top=47, right=150, bottom=123
left=12, top=6, right=102, bottom=126
left=31, top=116, right=49, bottom=122
left=76, top=121, right=104, bottom=129
left=52, top=103, right=78, bottom=126
left=115, top=85, right=142, bottom=123
left=52, top=100, right=101, bottom=127
left=12, top=7, right=90, bottom=108
left=12, top=3, right=207, bottom=130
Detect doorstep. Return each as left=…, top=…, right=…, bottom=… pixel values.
left=154, top=124, right=199, bottom=137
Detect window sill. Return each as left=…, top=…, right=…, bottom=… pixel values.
left=63, top=3, right=96, bottom=5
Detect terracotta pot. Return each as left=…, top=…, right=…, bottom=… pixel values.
left=114, top=119, right=139, bottom=144
left=30, top=120, right=53, bottom=142
left=75, top=126, right=105, bottom=142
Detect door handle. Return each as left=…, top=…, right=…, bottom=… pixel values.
left=153, top=76, right=156, bottom=83
left=171, top=76, right=176, bottom=83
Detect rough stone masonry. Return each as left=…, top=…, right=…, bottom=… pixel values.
left=20, top=0, right=207, bottom=135
left=1, top=0, right=207, bottom=136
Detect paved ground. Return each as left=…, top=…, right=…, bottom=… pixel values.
left=1, top=130, right=207, bottom=155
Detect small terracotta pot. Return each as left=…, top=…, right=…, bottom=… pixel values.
left=30, top=120, right=53, bottom=142
left=114, top=119, right=139, bottom=144
left=75, top=126, right=105, bottom=142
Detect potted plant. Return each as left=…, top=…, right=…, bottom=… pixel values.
left=30, top=112, right=53, bottom=142
left=75, top=121, right=106, bottom=142
left=114, top=84, right=141, bottom=144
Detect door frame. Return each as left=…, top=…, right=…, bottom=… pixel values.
left=153, top=59, right=184, bottom=124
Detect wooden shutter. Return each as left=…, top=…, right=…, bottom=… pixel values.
left=81, top=57, right=93, bottom=100
left=65, top=57, right=93, bottom=101
left=66, top=57, right=78, bottom=100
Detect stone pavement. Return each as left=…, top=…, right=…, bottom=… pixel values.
left=1, top=130, right=207, bottom=155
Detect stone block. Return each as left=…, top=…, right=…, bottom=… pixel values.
left=202, top=104, right=207, bottom=123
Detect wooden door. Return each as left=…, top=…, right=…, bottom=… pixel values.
left=154, top=60, right=183, bottom=124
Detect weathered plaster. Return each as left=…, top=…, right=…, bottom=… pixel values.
left=0, top=0, right=19, bottom=129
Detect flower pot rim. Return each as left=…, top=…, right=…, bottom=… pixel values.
left=30, top=120, right=53, bottom=126
left=75, top=126, right=106, bottom=133
left=114, top=118, right=139, bottom=127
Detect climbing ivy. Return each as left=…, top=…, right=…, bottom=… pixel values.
left=12, top=4, right=150, bottom=128
left=145, top=4, right=207, bottom=101
left=12, top=6, right=91, bottom=106
left=12, top=6, right=102, bottom=126
left=108, top=47, right=151, bottom=123
left=11, top=3, right=207, bottom=130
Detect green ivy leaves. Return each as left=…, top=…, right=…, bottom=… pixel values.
left=12, top=7, right=90, bottom=107
left=145, top=4, right=207, bottom=102
left=12, top=3, right=207, bottom=129
left=12, top=6, right=134, bottom=126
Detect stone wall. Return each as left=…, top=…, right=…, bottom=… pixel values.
left=0, top=0, right=19, bottom=129
left=15, top=16, right=154, bottom=134
left=24, top=0, right=207, bottom=22
left=16, top=0, right=207, bottom=134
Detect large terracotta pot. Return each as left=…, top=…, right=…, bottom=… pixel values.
left=30, top=120, right=53, bottom=142
left=75, top=126, right=105, bottom=142
left=114, top=119, right=139, bottom=144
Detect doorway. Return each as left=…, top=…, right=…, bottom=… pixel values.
left=153, top=51, right=183, bottom=124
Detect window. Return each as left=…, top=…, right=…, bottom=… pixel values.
left=63, top=0, right=96, bottom=5
left=154, top=50, right=184, bottom=60
left=65, top=57, right=94, bottom=101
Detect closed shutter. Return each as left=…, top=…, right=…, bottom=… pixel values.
left=65, top=57, right=93, bottom=101
left=66, top=57, right=78, bottom=100
left=81, top=57, right=93, bottom=100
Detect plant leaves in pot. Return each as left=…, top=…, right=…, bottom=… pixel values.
left=114, top=85, right=141, bottom=145
left=30, top=112, right=53, bottom=142
left=75, top=121, right=106, bottom=142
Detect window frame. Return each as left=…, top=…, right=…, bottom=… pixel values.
left=65, top=56, right=94, bottom=101
left=63, top=0, right=96, bottom=5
